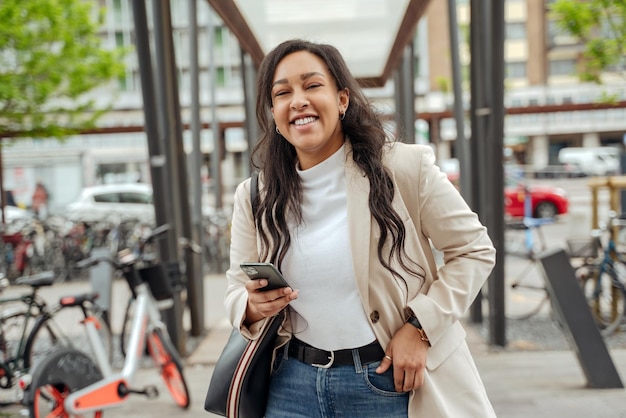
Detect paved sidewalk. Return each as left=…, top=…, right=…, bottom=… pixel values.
left=3, top=274, right=626, bottom=417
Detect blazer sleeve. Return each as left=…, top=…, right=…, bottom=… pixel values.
left=398, top=145, right=496, bottom=346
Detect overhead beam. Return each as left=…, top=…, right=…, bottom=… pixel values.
left=205, top=0, right=431, bottom=87
left=205, top=0, right=265, bottom=65
left=380, top=0, right=431, bottom=85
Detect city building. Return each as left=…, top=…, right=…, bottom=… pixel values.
left=421, top=0, right=626, bottom=171
left=3, top=0, right=625, bottom=212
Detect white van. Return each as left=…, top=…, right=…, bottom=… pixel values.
left=557, top=147, right=621, bottom=176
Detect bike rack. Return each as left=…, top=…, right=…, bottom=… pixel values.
left=539, top=248, right=623, bottom=389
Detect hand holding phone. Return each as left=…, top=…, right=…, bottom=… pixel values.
left=240, top=262, right=291, bottom=291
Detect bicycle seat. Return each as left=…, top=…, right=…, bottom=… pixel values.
left=15, top=271, right=56, bottom=288
left=59, top=292, right=100, bottom=308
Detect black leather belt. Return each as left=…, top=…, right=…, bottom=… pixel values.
left=288, top=338, right=384, bottom=368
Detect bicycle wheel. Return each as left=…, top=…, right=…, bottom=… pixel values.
left=26, top=348, right=103, bottom=418
left=0, top=308, right=30, bottom=365
left=505, top=259, right=550, bottom=320
left=146, top=328, right=190, bottom=409
left=24, top=315, right=71, bottom=370
left=0, top=309, right=29, bottom=406
left=25, top=309, right=113, bottom=370
left=577, top=265, right=625, bottom=336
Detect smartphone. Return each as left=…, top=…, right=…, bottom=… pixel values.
left=240, top=262, right=291, bottom=291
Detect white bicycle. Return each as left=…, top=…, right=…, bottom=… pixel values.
left=22, top=224, right=190, bottom=417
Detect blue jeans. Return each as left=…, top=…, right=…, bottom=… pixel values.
left=265, top=344, right=409, bottom=418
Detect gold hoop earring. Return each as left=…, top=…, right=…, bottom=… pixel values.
left=276, top=126, right=281, bottom=135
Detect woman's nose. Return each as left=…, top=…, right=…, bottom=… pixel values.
left=290, top=89, right=309, bottom=109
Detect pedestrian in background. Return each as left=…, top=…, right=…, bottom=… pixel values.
left=225, top=38, right=496, bottom=417
left=31, top=181, right=49, bottom=219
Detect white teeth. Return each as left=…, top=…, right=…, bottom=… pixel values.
left=294, top=116, right=316, bottom=126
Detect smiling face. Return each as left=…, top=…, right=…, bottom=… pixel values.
left=270, top=51, right=349, bottom=170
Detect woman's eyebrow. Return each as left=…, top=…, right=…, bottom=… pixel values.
left=272, top=72, right=325, bottom=88
left=300, top=71, right=324, bottom=80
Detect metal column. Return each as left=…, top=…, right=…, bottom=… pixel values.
left=241, top=49, right=259, bottom=174
left=152, top=0, right=188, bottom=354
left=469, top=0, right=506, bottom=346
left=394, top=42, right=416, bottom=144
left=187, top=0, right=205, bottom=336
left=207, top=8, right=223, bottom=209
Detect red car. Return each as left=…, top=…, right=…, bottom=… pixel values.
left=504, top=179, right=569, bottom=219
left=438, top=160, right=569, bottom=219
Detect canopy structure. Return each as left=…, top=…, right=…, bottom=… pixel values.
left=207, top=0, right=431, bottom=86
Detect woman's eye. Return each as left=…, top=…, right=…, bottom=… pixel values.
left=306, top=83, right=321, bottom=90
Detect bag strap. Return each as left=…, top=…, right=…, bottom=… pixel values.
left=250, top=171, right=259, bottom=217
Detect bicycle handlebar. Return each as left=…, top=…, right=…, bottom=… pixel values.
left=76, top=256, right=116, bottom=270
left=77, top=224, right=171, bottom=271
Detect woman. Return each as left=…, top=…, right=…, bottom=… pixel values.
left=225, top=39, right=496, bottom=417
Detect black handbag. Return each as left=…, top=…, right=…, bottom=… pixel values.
left=205, top=172, right=283, bottom=417
left=204, top=311, right=284, bottom=417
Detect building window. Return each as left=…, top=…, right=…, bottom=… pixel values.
left=113, top=0, right=124, bottom=23
left=547, top=19, right=578, bottom=46
left=214, top=27, right=224, bottom=49
left=506, top=61, right=527, bottom=78
left=216, top=67, right=226, bottom=87
left=549, top=59, right=576, bottom=76
left=115, top=31, right=124, bottom=47
left=118, top=73, right=128, bottom=91
left=506, top=22, right=526, bottom=40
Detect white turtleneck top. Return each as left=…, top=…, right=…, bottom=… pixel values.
left=281, top=144, right=376, bottom=351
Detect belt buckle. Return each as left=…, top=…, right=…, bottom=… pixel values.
left=312, top=350, right=334, bottom=368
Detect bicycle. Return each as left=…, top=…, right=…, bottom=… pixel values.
left=118, top=232, right=199, bottom=359
left=22, top=224, right=191, bottom=417
left=0, top=271, right=111, bottom=406
left=504, top=217, right=555, bottom=319
left=571, top=212, right=626, bottom=336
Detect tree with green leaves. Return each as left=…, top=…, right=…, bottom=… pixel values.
left=0, top=0, right=126, bottom=138
left=550, top=0, right=626, bottom=83
left=0, top=0, right=126, bottom=222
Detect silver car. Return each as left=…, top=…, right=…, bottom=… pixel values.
left=66, top=183, right=155, bottom=224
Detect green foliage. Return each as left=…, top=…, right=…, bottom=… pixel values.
left=0, top=0, right=127, bottom=139
left=436, top=76, right=450, bottom=93
left=550, top=0, right=626, bottom=83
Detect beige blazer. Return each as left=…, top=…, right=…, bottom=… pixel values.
left=225, top=142, right=497, bottom=417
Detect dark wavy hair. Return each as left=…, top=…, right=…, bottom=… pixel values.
left=252, top=39, right=423, bottom=282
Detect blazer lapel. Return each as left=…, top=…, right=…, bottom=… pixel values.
left=344, top=146, right=372, bottom=304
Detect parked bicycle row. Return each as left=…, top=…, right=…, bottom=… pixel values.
left=504, top=211, right=626, bottom=338
left=0, top=224, right=191, bottom=415
left=0, top=208, right=233, bottom=284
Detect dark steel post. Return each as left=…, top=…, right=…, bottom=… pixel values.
left=241, top=49, right=258, bottom=174
left=448, top=0, right=471, bottom=201
left=468, top=0, right=488, bottom=325
left=152, top=0, right=187, bottom=354
left=0, top=147, right=5, bottom=225
left=131, top=0, right=171, bottom=260
left=207, top=8, right=223, bottom=209
left=187, top=0, right=205, bottom=336
left=394, top=42, right=416, bottom=144
left=487, top=0, right=507, bottom=347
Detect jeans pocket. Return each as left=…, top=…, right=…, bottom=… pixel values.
left=363, top=362, right=408, bottom=397
left=271, top=351, right=287, bottom=376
